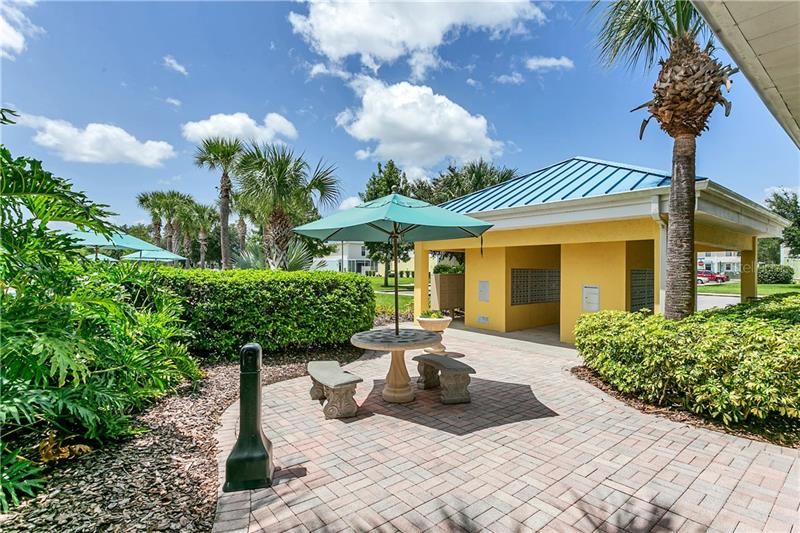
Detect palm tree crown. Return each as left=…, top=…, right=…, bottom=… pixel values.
left=235, top=143, right=340, bottom=270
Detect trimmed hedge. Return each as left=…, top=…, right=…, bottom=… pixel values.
left=575, top=294, right=800, bottom=430
left=433, top=263, right=464, bottom=274
left=758, top=264, right=795, bottom=284
left=158, top=269, right=375, bottom=359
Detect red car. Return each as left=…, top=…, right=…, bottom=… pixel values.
left=697, top=270, right=729, bottom=283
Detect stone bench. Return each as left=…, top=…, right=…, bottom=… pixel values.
left=307, top=361, right=363, bottom=419
left=412, top=354, right=476, bottom=404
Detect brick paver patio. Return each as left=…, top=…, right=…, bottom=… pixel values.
left=213, top=325, right=799, bottom=533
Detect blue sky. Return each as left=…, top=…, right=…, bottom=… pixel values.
left=3, top=1, right=798, bottom=225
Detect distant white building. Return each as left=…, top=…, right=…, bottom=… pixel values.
left=781, top=244, right=800, bottom=281
left=318, top=241, right=375, bottom=274
left=697, top=250, right=741, bottom=275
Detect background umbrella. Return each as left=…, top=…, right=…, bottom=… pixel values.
left=66, top=229, right=162, bottom=251
left=294, top=192, right=492, bottom=334
left=121, top=249, right=186, bottom=263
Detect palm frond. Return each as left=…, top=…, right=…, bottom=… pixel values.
left=591, top=0, right=709, bottom=71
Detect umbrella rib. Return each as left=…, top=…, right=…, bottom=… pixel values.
left=458, top=226, right=480, bottom=238
left=322, top=227, right=345, bottom=242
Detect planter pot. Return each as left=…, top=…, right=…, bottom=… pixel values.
left=417, top=316, right=452, bottom=355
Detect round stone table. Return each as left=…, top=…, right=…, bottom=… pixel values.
left=350, top=329, right=441, bottom=403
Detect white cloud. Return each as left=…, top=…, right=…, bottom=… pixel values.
left=289, top=0, right=545, bottom=80
left=525, top=55, right=574, bottom=72
left=17, top=113, right=175, bottom=167
left=493, top=72, right=524, bottom=85
left=408, top=50, right=448, bottom=82
left=165, top=97, right=182, bottom=107
left=158, top=174, right=182, bottom=186
left=162, top=55, right=188, bottom=76
left=336, top=76, right=502, bottom=172
left=0, top=0, right=44, bottom=59
left=181, top=112, right=298, bottom=143
left=466, top=78, right=481, bottom=88
left=338, top=196, right=363, bottom=210
left=308, top=62, right=351, bottom=80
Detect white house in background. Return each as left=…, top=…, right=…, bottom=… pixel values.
left=781, top=244, right=800, bottom=280
left=318, top=241, right=375, bottom=273
left=697, top=250, right=742, bottom=276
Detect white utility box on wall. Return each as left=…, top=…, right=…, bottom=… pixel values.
left=582, top=285, right=600, bottom=312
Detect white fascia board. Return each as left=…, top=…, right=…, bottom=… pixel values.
left=468, top=188, right=669, bottom=230
left=695, top=182, right=788, bottom=237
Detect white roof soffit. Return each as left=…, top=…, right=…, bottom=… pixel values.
left=693, top=1, right=800, bottom=147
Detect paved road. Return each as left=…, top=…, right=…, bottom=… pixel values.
left=697, top=294, right=740, bottom=311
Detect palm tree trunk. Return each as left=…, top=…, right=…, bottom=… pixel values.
left=237, top=217, right=247, bottom=253
left=199, top=230, right=208, bottom=268
left=265, top=209, right=293, bottom=270
left=219, top=171, right=232, bottom=270
left=665, top=133, right=697, bottom=320
left=261, top=225, right=270, bottom=270
left=164, top=220, right=174, bottom=252
left=151, top=218, right=162, bottom=247
left=171, top=220, right=180, bottom=253
left=182, top=233, right=192, bottom=267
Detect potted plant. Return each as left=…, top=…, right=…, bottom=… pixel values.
left=417, top=309, right=452, bottom=355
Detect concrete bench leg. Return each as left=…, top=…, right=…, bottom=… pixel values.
left=322, top=385, right=359, bottom=419
left=310, top=378, right=325, bottom=401
left=440, top=373, right=471, bottom=404
left=417, top=362, right=440, bottom=390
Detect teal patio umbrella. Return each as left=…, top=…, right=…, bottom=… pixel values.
left=294, top=192, right=492, bottom=334
left=121, top=249, right=186, bottom=263
left=67, top=229, right=162, bottom=252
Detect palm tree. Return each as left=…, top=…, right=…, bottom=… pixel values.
left=593, top=0, right=737, bottom=319
left=176, top=200, right=198, bottom=266
left=231, top=192, right=250, bottom=254
left=137, top=191, right=164, bottom=247
left=194, top=203, right=218, bottom=268
left=235, top=143, right=340, bottom=270
left=194, top=137, right=242, bottom=270
left=160, top=191, right=193, bottom=254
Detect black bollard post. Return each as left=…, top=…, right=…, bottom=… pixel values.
left=223, top=343, right=274, bottom=492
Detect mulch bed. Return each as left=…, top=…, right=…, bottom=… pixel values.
left=570, top=365, right=799, bottom=448
left=1, top=346, right=363, bottom=533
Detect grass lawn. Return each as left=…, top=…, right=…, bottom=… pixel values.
left=375, top=291, right=413, bottom=313
left=697, top=281, right=800, bottom=296
left=367, top=276, right=415, bottom=292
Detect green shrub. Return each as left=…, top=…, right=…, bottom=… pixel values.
left=419, top=309, right=444, bottom=319
left=758, top=264, right=794, bottom=284
left=433, top=263, right=464, bottom=274
left=575, top=296, right=800, bottom=433
left=1, top=145, right=199, bottom=508
left=158, top=269, right=375, bottom=359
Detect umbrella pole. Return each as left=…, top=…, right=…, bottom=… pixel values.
left=393, top=233, right=399, bottom=335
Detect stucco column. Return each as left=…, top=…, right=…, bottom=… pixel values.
left=414, top=242, right=429, bottom=319
left=741, top=236, right=758, bottom=302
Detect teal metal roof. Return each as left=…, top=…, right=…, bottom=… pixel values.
left=441, top=156, right=708, bottom=214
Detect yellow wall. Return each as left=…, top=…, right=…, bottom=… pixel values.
left=560, top=242, right=627, bottom=343
left=413, top=243, right=429, bottom=318
left=505, top=245, right=560, bottom=330
left=625, top=240, right=654, bottom=311
left=464, top=247, right=506, bottom=331
left=741, top=236, right=758, bottom=301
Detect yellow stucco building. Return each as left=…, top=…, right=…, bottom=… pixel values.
left=413, top=157, right=787, bottom=343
